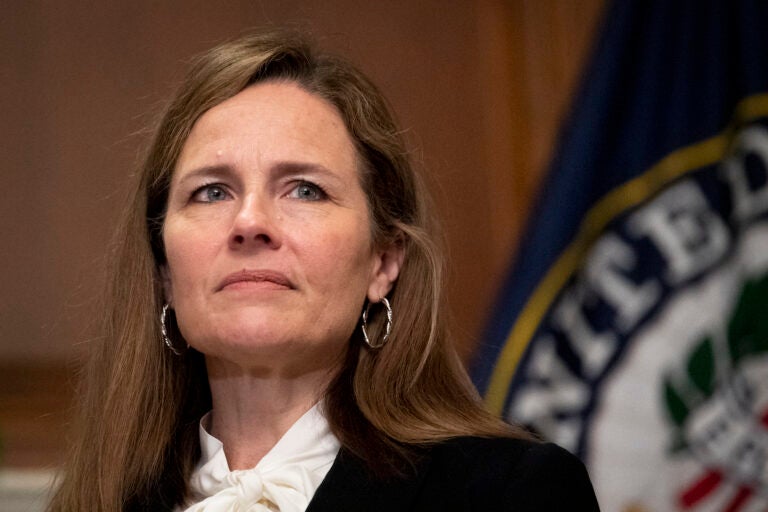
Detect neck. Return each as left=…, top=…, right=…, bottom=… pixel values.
left=205, top=356, right=339, bottom=470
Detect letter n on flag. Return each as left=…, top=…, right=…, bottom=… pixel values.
left=472, top=1, right=768, bottom=510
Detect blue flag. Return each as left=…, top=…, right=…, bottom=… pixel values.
left=473, top=1, right=768, bottom=510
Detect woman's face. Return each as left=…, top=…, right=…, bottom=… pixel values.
left=162, top=81, right=401, bottom=373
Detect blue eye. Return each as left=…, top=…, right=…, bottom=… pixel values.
left=192, top=184, right=229, bottom=203
left=290, top=181, right=327, bottom=201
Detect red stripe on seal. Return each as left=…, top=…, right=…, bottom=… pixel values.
left=679, top=470, right=723, bottom=509
left=723, top=486, right=753, bottom=512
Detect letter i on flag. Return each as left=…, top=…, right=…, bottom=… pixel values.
left=473, top=1, right=768, bottom=510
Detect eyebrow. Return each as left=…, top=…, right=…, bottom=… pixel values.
left=174, top=164, right=233, bottom=186
left=175, top=161, right=347, bottom=188
left=271, top=161, right=345, bottom=186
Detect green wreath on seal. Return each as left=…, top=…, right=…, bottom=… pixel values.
left=662, top=272, right=768, bottom=453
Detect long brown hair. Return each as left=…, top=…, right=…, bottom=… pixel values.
left=49, top=29, right=527, bottom=511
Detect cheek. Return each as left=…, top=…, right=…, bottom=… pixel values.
left=304, top=228, right=375, bottom=290
left=163, top=223, right=219, bottom=295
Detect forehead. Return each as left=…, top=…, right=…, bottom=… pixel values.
left=174, top=80, right=360, bottom=176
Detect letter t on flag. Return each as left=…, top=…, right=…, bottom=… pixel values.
left=473, top=1, right=768, bottom=510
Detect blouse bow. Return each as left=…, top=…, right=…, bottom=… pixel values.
left=181, top=405, right=340, bottom=512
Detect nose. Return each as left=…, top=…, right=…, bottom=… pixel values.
left=228, top=194, right=281, bottom=250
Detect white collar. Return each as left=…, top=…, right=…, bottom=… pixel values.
left=182, top=403, right=340, bottom=512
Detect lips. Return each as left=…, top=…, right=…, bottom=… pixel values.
left=217, top=269, right=294, bottom=291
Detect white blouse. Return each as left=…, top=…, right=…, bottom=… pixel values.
left=179, top=404, right=341, bottom=512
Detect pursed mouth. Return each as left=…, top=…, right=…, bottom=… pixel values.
left=217, top=269, right=294, bottom=291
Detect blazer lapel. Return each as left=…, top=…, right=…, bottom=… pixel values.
left=306, top=448, right=429, bottom=512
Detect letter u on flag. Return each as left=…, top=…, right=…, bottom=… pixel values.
left=472, top=1, right=768, bottom=510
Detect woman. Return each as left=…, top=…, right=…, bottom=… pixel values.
left=49, top=30, right=600, bottom=511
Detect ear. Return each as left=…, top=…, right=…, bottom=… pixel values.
left=367, top=237, right=405, bottom=302
left=160, top=265, right=174, bottom=305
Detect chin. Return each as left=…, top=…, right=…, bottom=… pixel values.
left=195, top=335, right=346, bottom=378
left=196, top=326, right=294, bottom=352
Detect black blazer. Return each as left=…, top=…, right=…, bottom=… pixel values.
left=307, top=436, right=600, bottom=511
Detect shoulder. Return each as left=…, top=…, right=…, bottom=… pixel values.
left=419, top=436, right=600, bottom=511
left=309, top=436, right=600, bottom=512
left=431, top=435, right=582, bottom=475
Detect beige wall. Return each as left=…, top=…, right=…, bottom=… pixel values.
left=0, top=0, right=604, bottom=364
